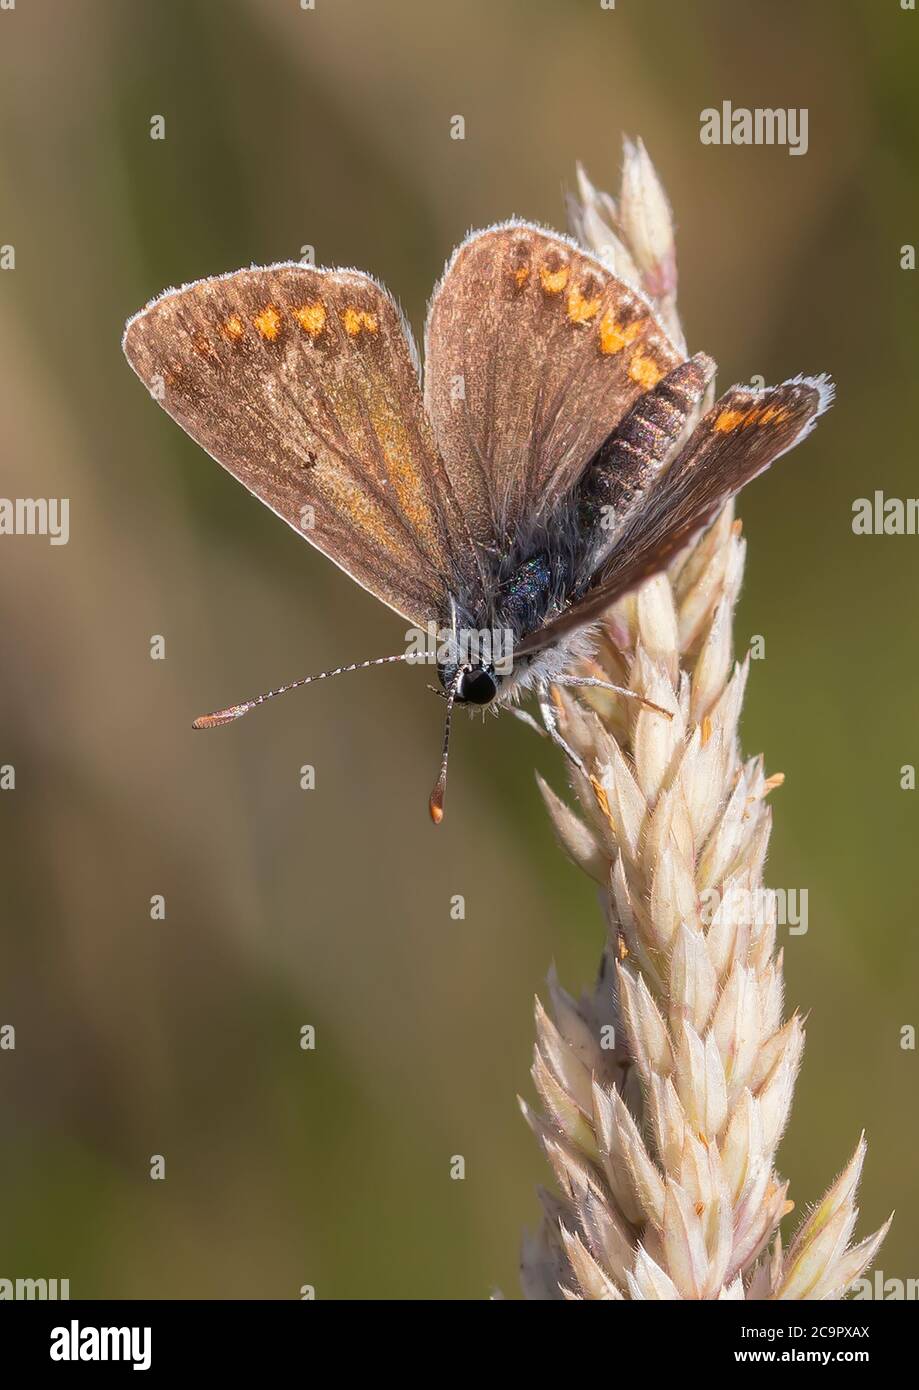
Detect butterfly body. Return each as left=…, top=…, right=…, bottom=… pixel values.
left=437, top=543, right=576, bottom=706
left=433, top=348, right=720, bottom=708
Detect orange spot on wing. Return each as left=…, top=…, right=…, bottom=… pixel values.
left=539, top=263, right=570, bottom=294
left=221, top=314, right=245, bottom=341
left=253, top=304, right=283, bottom=341
left=598, top=311, right=646, bottom=355
left=714, top=402, right=791, bottom=433
left=294, top=302, right=327, bottom=337
left=191, top=331, right=214, bottom=359
left=512, top=263, right=530, bottom=287
left=566, top=284, right=602, bottom=323
left=713, top=408, right=747, bottom=432
left=628, top=349, right=664, bottom=389
left=342, top=307, right=378, bottom=336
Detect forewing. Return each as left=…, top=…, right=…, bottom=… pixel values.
left=515, top=375, right=833, bottom=656
left=424, top=222, right=683, bottom=549
left=123, top=263, right=474, bottom=626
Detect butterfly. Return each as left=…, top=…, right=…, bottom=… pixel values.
left=122, top=221, right=832, bottom=821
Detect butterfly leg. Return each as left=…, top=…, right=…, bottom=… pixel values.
left=536, top=684, right=587, bottom=774
left=508, top=705, right=548, bottom=739
left=554, top=675, right=672, bottom=719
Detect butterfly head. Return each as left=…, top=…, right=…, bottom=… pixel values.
left=440, top=659, right=502, bottom=707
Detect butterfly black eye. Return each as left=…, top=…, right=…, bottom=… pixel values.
left=458, top=667, right=498, bottom=705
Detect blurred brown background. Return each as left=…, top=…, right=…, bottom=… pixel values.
left=0, top=0, right=916, bottom=1298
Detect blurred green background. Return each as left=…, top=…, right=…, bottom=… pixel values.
left=0, top=0, right=916, bottom=1298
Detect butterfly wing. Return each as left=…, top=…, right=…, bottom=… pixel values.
left=123, top=263, right=476, bottom=627
left=424, top=222, right=683, bottom=550
left=515, top=375, right=833, bottom=656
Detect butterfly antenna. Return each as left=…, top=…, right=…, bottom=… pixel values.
left=428, top=669, right=461, bottom=825
left=192, top=653, right=409, bottom=729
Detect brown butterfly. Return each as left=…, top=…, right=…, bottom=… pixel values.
left=123, top=222, right=832, bottom=821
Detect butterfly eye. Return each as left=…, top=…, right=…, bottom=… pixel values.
left=458, top=667, right=498, bottom=705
